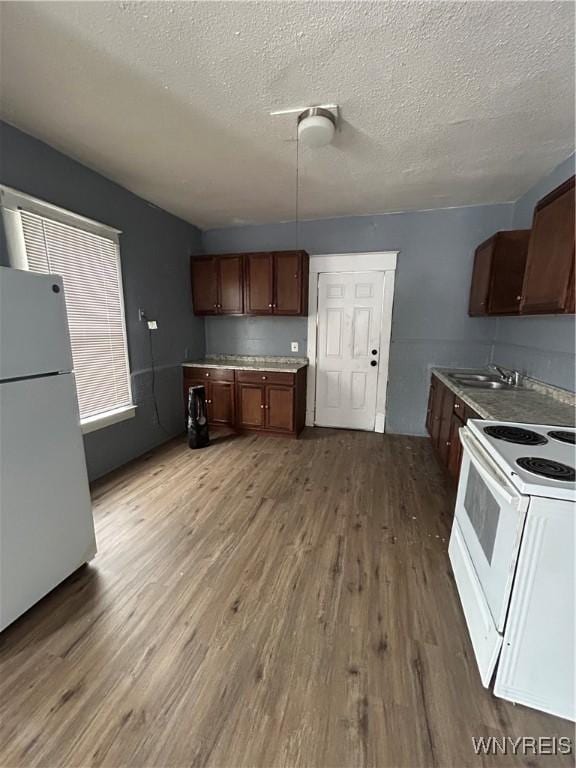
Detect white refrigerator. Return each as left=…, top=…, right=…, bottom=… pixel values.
left=0, top=266, right=97, bottom=631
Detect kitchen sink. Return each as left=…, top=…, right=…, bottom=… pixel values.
left=457, top=379, right=514, bottom=390
left=450, top=373, right=501, bottom=382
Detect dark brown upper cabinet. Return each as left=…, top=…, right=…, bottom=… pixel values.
left=468, top=230, right=530, bottom=316
left=244, top=253, right=274, bottom=314
left=520, top=176, right=575, bottom=315
left=191, top=255, right=243, bottom=315
left=244, top=251, right=309, bottom=316
left=190, top=257, right=218, bottom=314
left=274, top=251, right=308, bottom=314
left=192, top=251, right=309, bottom=317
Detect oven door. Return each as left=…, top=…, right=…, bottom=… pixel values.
left=454, top=427, right=529, bottom=632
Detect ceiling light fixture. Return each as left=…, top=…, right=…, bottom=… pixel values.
left=297, top=107, right=336, bottom=148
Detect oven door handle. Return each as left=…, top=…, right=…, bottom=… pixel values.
left=460, top=429, right=523, bottom=509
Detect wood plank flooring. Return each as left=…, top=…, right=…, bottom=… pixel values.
left=0, top=429, right=573, bottom=768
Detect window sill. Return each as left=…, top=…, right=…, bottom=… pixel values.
left=81, top=404, right=137, bottom=435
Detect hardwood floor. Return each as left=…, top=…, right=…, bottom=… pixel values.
left=0, top=429, right=572, bottom=768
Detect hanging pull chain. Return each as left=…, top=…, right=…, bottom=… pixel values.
left=295, top=123, right=300, bottom=250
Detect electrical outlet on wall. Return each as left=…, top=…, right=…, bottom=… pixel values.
left=291, top=342, right=299, bottom=352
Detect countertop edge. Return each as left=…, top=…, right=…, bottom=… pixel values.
left=182, top=360, right=308, bottom=373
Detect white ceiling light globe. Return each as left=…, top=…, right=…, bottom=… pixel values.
left=297, top=108, right=336, bottom=148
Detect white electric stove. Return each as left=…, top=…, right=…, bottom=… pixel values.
left=449, top=419, right=575, bottom=721
left=467, top=420, right=575, bottom=499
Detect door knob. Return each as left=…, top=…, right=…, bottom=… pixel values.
left=370, top=360, right=377, bottom=367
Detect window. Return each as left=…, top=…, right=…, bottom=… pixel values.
left=1, top=187, right=135, bottom=432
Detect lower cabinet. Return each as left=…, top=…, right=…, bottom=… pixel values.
left=265, top=385, right=294, bottom=432
left=235, top=370, right=304, bottom=435
left=426, top=374, right=479, bottom=482
left=208, top=382, right=235, bottom=425
left=183, top=366, right=306, bottom=437
left=183, top=367, right=236, bottom=427
left=237, top=383, right=266, bottom=428
left=447, top=411, right=465, bottom=479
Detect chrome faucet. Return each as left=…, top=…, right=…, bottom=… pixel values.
left=490, top=365, right=521, bottom=387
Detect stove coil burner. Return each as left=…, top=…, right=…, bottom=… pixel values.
left=548, top=430, right=576, bottom=446
left=484, top=425, right=548, bottom=446
left=516, top=456, right=576, bottom=482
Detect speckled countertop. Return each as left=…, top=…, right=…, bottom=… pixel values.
left=182, top=354, right=308, bottom=373
left=433, top=367, right=576, bottom=427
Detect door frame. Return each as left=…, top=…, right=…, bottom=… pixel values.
left=306, top=251, right=398, bottom=432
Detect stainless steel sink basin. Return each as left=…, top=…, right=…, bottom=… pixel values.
left=457, top=380, right=513, bottom=390
left=450, top=373, right=501, bottom=382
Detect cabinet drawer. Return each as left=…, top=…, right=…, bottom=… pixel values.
left=183, top=367, right=235, bottom=382
left=236, top=370, right=295, bottom=386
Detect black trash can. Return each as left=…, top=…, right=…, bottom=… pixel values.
left=187, top=384, right=210, bottom=449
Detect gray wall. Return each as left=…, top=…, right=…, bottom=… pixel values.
left=203, top=204, right=514, bottom=435
left=205, top=315, right=307, bottom=357
left=490, top=154, right=576, bottom=390
left=0, top=122, right=205, bottom=480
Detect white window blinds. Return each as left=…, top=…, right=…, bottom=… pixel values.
left=20, top=211, right=133, bottom=421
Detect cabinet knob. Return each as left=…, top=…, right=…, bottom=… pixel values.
left=213, top=304, right=218, bottom=308
left=455, top=403, right=460, bottom=409
left=446, top=441, right=451, bottom=447
left=205, top=372, right=210, bottom=377
left=516, top=295, right=523, bottom=301
left=261, top=375, right=267, bottom=380
left=260, top=404, right=265, bottom=409
left=268, top=303, right=273, bottom=308
left=265, top=405, right=269, bottom=409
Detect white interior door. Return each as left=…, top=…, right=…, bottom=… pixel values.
left=315, top=271, right=384, bottom=430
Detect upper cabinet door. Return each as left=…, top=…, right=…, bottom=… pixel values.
left=489, top=231, right=530, bottom=314
left=521, top=176, right=575, bottom=314
left=245, top=253, right=274, bottom=314
left=468, top=231, right=530, bottom=316
left=191, top=257, right=218, bottom=315
left=274, top=251, right=306, bottom=315
left=468, top=237, right=494, bottom=316
left=218, top=255, right=244, bottom=314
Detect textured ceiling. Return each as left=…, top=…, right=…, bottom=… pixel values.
left=0, top=1, right=574, bottom=229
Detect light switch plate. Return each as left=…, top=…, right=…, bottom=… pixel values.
left=291, top=341, right=299, bottom=352
left=147, top=320, right=158, bottom=330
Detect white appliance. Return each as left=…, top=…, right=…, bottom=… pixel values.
left=449, top=419, right=575, bottom=721
left=0, top=266, right=96, bottom=631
